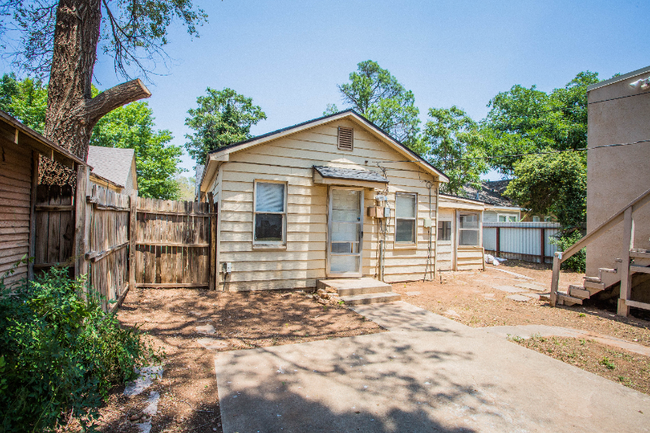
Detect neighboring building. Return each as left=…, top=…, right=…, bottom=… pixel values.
left=464, top=180, right=551, bottom=222
left=0, top=111, right=85, bottom=285
left=197, top=110, right=484, bottom=291
left=584, top=65, right=650, bottom=304
left=86, top=146, right=138, bottom=195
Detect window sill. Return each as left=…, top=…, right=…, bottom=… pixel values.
left=252, top=243, right=287, bottom=251
left=393, top=243, right=417, bottom=250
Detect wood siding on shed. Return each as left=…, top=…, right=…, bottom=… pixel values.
left=0, top=138, right=33, bottom=285
left=215, top=118, right=439, bottom=291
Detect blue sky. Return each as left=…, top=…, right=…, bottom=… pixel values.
left=8, top=1, right=650, bottom=178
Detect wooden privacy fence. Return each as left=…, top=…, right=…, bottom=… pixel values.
left=483, top=221, right=561, bottom=264
left=133, top=197, right=215, bottom=289
left=34, top=184, right=74, bottom=272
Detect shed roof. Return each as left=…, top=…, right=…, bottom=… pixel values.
left=87, top=146, right=135, bottom=188
left=313, top=166, right=388, bottom=183
left=462, top=180, right=517, bottom=207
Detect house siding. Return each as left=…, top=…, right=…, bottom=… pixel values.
left=0, top=138, right=33, bottom=285
left=214, top=118, right=440, bottom=291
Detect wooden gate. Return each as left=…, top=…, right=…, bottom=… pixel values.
left=34, top=184, right=75, bottom=273
left=133, top=198, right=215, bottom=289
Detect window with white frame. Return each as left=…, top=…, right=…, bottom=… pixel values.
left=498, top=214, right=518, bottom=222
left=395, top=193, right=417, bottom=243
left=458, top=213, right=480, bottom=246
left=254, top=181, right=286, bottom=243
left=437, top=220, right=451, bottom=241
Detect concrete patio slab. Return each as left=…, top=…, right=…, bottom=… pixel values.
left=214, top=303, right=650, bottom=432
left=506, top=294, right=532, bottom=302
left=492, top=285, right=527, bottom=293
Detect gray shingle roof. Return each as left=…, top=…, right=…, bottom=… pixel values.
left=313, top=166, right=388, bottom=183
left=87, top=146, right=135, bottom=188
left=462, top=180, right=516, bottom=207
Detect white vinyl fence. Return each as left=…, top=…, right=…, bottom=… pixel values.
left=483, top=221, right=562, bottom=264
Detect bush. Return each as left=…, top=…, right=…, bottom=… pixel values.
left=550, top=230, right=586, bottom=272
left=0, top=266, right=162, bottom=432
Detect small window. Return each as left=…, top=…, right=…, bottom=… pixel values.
left=459, top=213, right=480, bottom=246
left=254, top=181, right=286, bottom=243
left=532, top=216, right=540, bottom=222
left=437, top=221, right=451, bottom=241
left=337, top=127, right=354, bottom=151
left=395, top=193, right=417, bottom=243
left=498, top=214, right=518, bottom=222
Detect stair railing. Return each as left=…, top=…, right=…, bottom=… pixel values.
left=550, top=186, right=650, bottom=310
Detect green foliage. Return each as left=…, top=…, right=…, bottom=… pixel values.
left=2, top=0, right=207, bottom=78
left=422, top=106, right=488, bottom=195
left=504, top=152, right=586, bottom=228
left=175, top=175, right=196, bottom=201
left=550, top=230, right=586, bottom=272
left=185, top=87, right=267, bottom=165
left=482, top=71, right=599, bottom=174
left=0, top=267, right=161, bottom=432
left=0, top=72, right=47, bottom=132
left=330, top=60, right=421, bottom=147
left=90, top=100, right=184, bottom=200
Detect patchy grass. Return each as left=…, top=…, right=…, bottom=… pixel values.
left=513, top=335, right=650, bottom=395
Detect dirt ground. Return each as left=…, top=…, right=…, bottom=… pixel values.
left=393, top=260, right=650, bottom=394
left=94, top=289, right=382, bottom=433
left=91, top=261, right=650, bottom=432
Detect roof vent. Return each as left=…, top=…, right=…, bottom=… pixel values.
left=337, top=127, right=354, bottom=151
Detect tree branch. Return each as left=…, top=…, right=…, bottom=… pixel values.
left=85, top=78, right=151, bottom=124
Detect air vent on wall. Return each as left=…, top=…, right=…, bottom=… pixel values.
left=337, top=126, right=354, bottom=151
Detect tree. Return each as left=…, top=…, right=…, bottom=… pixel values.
left=422, top=106, right=488, bottom=195
left=185, top=87, right=267, bottom=165
left=0, top=73, right=47, bottom=131
left=504, top=152, right=586, bottom=229
left=175, top=175, right=197, bottom=201
left=328, top=60, right=421, bottom=147
left=482, top=71, right=599, bottom=174
left=1, top=0, right=207, bottom=162
left=90, top=101, right=184, bottom=200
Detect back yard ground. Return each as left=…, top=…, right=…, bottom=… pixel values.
left=95, top=262, right=650, bottom=433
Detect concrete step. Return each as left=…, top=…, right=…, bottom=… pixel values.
left=568, top=285, right=591, bottom=299
left=317, top=278, right=392, bottom=297
left=340, top=292, right=402, bottom=305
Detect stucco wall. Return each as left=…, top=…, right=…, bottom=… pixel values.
left=586, top=69, right=650, bottom=288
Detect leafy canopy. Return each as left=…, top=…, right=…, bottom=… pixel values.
left=185, top=87, right=267, bottom=165
left=422, top=106, right=488, bottom=195
left=1, top=0, right=207, bottom=78
left=91, top=100, right=184, bottom=200
left=0, top=72, right=47, bottom=131
left=327, top=60, right=420, bottom=147
left=504, top=151, right=587, bottom=228
left=482, top=71, right=599, bottom=174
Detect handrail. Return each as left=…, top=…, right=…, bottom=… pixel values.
left=550, top=186, right=650, bottom=306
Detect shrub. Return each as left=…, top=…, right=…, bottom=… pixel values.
left=550, top=230, right=586, bottom=272
left=0, top=266, right=162, bottom=432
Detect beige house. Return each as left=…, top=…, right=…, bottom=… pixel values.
left=86, top=146, right=138, bottom=195
left=437, top=194, right=485, bottom=271
left=198, top=110, right=484, bottom=291
left=585, top=65, right=650, bottom=311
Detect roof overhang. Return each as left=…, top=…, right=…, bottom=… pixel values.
left=199, top=110, right=449, bottom=193
left=0, top=110, right=86, bottom=169
left=439, top=193, right=485, bottom=211
left=313, top=165, right=388, bottom=189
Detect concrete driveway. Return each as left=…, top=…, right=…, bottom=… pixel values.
left=214, top=302, right=650, bottom=432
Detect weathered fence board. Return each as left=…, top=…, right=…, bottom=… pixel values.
left=134, top=197, right=213, bottom=288
left=34, top=184, right=74, bottom=270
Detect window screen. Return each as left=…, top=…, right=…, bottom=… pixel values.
left=395, top=193, right=416, bottom=243
left=254, top=182, right=286, bottom=242
left=458, top=213, right=479, bottom=246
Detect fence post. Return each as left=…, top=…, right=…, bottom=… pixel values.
left=550, top=252, right=561, bottom=307
left=208, top=193, right=216, bottom=291
left=617, top=207, right=634, bottom=317
left=74, top=164, right=90, bottom=295
left=496, top=227, right=501, bottom=257
left=129, top=193, right=137, bottom=292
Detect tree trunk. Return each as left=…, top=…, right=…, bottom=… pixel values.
left=44, top=0, right=151, bottom=164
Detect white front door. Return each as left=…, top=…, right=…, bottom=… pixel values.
left=327, top=187, right=364, bottom=277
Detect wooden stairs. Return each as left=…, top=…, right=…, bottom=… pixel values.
left=550, top=187, right=650, bottom=316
